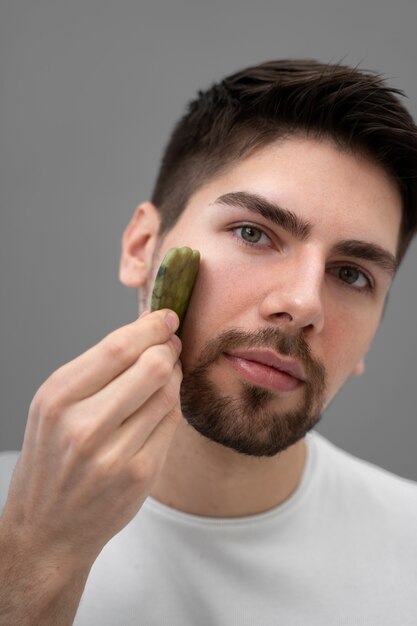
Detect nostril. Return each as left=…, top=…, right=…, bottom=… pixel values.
left=274, top=312, right=294, bottom=322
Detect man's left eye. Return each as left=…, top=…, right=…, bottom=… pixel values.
left=330, top=266, right=372, bottom=290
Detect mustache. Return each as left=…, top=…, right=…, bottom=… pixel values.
left=192, top=326, right=326, bottom=386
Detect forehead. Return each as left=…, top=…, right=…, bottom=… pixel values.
left=177, top=136, right=402, bottom=257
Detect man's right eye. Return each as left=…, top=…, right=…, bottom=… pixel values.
left=231, top=224, right=272, bottom=248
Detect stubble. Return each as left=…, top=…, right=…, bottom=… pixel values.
left=180, top=327, right=327, bottom=457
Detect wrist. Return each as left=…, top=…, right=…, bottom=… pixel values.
left=0, top=513, right=93, bottom=589
left=0, top=515, right=92, bottom=626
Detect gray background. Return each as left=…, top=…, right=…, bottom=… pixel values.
left=1, top=0, right=416, bottom=479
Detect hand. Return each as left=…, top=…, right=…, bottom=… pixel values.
left=1, top=309, right=183, bottom=568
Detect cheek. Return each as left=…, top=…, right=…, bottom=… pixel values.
left=323, top=309, right=379, bottom=387
left=179, top=258, right=256, bottom=367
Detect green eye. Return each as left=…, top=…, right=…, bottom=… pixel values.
left=340, top=267, right=360, bottom=284
left=331, top=266, right=371, bottom=290
left=240, top=226, right=263, bottom=244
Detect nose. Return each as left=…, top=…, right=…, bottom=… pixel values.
left=258, top=252, right=325, bottom=334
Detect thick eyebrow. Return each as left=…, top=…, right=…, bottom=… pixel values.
left=215, top=190, right=397, bottom=278
left=332, top=240, right=398, bottom=278
left=215, top=191, right=312, bottom=241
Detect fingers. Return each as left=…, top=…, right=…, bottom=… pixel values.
left=100, top=361, right=183, bottom=460
left=125, top=402, right=183, bottom=491
left=34, top=310, right=180, bottom=404
left=74, top=334, right=182, bottom=438
left=6, top=309, right=186, bottom=568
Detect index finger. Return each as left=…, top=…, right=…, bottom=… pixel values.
left=45, top=309, right=180, bottom=402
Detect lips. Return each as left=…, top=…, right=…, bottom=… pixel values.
left=223, top=349, right=306, bottom=393
left=225, top=349, right=305, bottom=380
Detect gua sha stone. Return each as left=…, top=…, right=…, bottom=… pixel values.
left=151, top=247, right=200, bottom=336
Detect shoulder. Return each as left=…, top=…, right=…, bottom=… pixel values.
left=309, top=431, right=417, bottom=516
left=0, top=451, right=20, bottom=511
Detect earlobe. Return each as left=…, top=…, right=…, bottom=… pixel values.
left=119, top=202, right=161, bottom=288
left=352, top=358, right=365, bottom=377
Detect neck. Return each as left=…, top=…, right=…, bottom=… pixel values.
left=150, top=418, right=308, bottom=518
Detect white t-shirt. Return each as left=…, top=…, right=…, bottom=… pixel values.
left=1, top=432, right=416, bottom=625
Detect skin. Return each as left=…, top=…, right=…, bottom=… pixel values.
left=0, top=311, right=183, bottom=625
left=0, top=134, right=402, bottom=625
left=120, top=136, right=402, bottom=517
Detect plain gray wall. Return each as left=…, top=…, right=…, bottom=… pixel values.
left=1, top=0, right=416, bottom=480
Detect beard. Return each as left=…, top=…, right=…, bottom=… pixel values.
left=180, top=326, right=327, bottom=458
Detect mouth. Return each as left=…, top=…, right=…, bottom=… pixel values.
left=223, top=349, right=305, bottom=393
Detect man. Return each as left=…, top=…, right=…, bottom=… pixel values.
left=1, top=60, right=417, bottom=625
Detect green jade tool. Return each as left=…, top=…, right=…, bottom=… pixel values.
left=150, top=247, right=200, bottom=336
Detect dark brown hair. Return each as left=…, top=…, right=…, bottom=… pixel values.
left=151, top=59, right=417, bottom=264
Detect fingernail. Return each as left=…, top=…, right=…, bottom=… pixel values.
left=165, top=311, right=179, bottom=334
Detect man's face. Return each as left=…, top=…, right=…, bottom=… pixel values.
left=146, top=137, right=402, bottom=457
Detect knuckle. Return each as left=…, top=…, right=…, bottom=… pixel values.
left=47, top=363, right=75, bottom=395
left=36, top=389, right=66, bottom=423
left=93, top=450, right=121, bottom=480
left=103, top=333, right=131, bottom=361
left=31, top=368, right=66, bottom=416
left=145, top=313, right=170, bottom=338
left=46, top=399, right=65, bottom=424
left=142, top=346, right=172, bottom=381
left=64, top=422, right=95, bottom=457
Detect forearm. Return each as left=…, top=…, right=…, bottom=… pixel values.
left=0, top=522, right=91, bottom=626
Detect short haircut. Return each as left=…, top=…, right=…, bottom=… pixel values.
left=151, top=59, right=417, bottom=265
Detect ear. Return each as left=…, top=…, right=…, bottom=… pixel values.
left=119, top=202, right=161, bottom=288
left=351, top=358, right=365, bottom=377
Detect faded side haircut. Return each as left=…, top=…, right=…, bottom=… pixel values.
left=151, top=59, right=417, bottom=264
